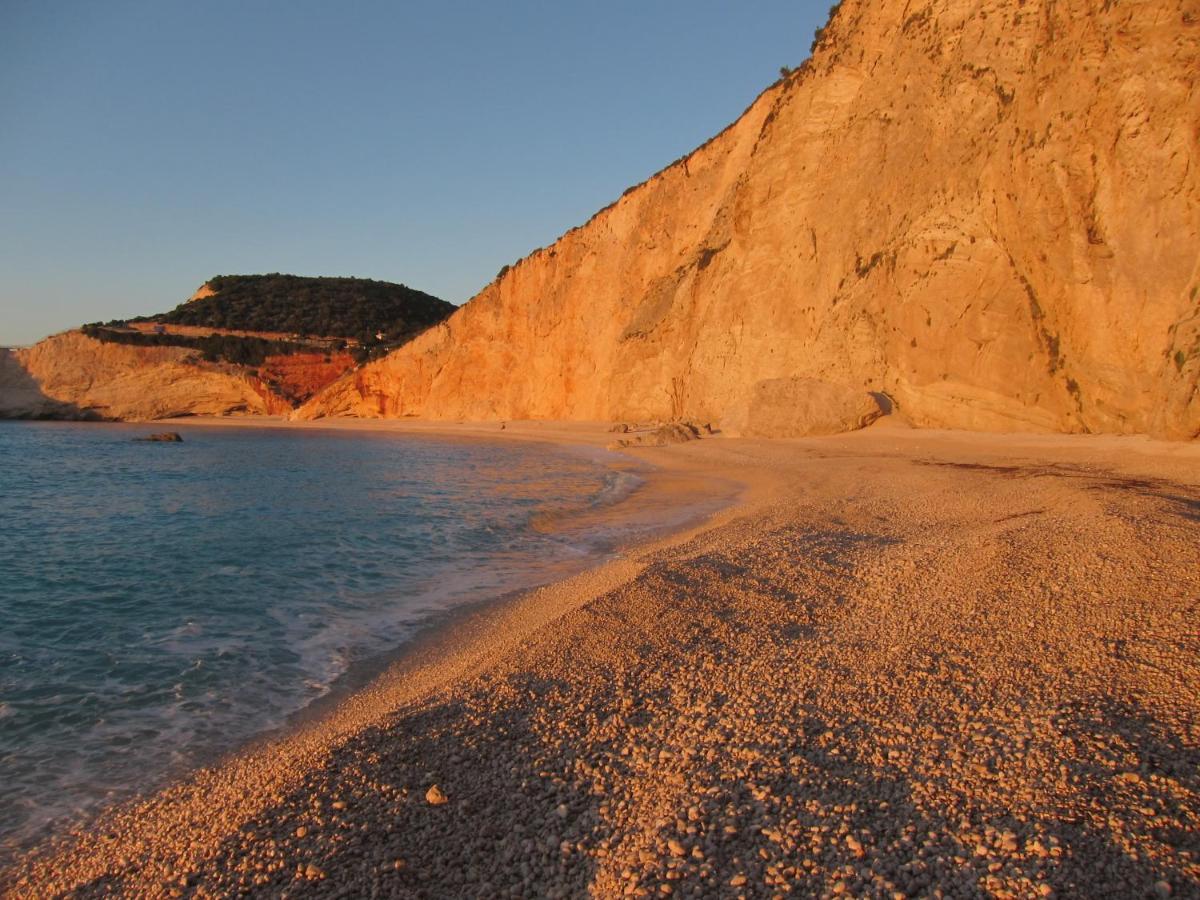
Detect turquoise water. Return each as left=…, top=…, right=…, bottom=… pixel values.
left=0, top=421, right=637, bottom=856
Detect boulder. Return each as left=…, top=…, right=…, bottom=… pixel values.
left=722, top=378, right=884, bottom=438
left=608, top=422, right=701, bottom=450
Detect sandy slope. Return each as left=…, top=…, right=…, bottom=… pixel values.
left=3, top=425, right=1198, bottom=898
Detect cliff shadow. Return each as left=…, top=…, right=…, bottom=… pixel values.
left=0, top=352, right=98, bottom=421
left=916, top=460, right=1200, bottom=523
left=869, top=390, right=895, bottom=415
left=633, top=698, right=1197, bottom=899
left=1032, top=695, right=1200, bottom=895
left=179, top=680, right=605, bottom=899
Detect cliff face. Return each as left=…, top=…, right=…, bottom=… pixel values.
left=301, top=0, right=1199, bottom=438
left=0, top=332, right=291, bottom=421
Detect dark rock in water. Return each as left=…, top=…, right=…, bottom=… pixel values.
left=136, top=432, right=183, bottom=443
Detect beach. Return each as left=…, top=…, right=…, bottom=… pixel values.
left=4, top=421, right=1198, bottom=898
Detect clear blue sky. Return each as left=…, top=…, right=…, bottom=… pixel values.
left=0, top=0, right=828, bottom=345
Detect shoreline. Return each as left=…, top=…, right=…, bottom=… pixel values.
left=4, top=422, right=1199, bottom=898
left=0, top=418, right=752, bottom=884
left=268, top=427, right=746, bottom=759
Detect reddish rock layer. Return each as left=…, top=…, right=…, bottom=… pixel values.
left=258, top=352, right=357, bottom=405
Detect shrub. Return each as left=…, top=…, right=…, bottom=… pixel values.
left=81, top=324, right=307, bottom=367
left=157, top=274, right=454, bottom=340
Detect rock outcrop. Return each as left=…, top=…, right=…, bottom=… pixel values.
left=723, top=378, right=885, bottom=438
left=300, top=0, right=1199, bottom=439
left=0, top=272, right=457, bottom=422
left=608, top=422, right=702, bottom=450
left=0, top=332, right=290, bottom=421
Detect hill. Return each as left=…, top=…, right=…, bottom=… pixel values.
left=153, top=274, right=454, bottom=342
left=300, top=0, right=1198, bottom=440
left=0, top=274, right=453, bottom=420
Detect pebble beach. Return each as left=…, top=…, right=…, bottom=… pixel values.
left=4, top=422, right=1198, bottom=899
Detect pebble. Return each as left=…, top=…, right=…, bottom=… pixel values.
left=8, top=444, right=1199, bottom=899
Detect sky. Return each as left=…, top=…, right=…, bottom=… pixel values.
left=0, top=0, right=830, bottom=346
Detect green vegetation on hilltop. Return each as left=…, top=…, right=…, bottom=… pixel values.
left=153, top=274, right=454, bottom=343
left=81, top=274, right=456, bottom=367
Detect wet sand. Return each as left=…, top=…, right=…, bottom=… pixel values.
left=3, top=422, right=1199, bottom=899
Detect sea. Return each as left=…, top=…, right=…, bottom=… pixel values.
left=0, top=420, right=660, bottom=859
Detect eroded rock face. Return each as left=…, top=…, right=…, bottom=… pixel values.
left=0, top=332, right=291, bottom=421
left=257, top=352, right=358, bottom=404
left=300, top=0, right=1198, bottom=439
